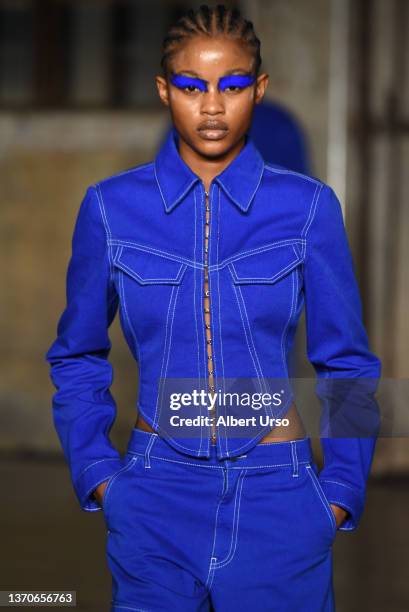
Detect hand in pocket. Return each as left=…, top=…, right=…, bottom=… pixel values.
left=93, top=480, right=109, bottom=506
left=330, top=503, right=349, bottom=528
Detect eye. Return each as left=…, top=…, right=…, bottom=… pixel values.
left=170, top=75, right=206, bottom=94
left=218, top=75, right=256, bottom=92
left=223, top=85, right=244, bottom=93
left=183, top=85, right=201, bottom=94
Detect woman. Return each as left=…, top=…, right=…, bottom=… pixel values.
left=46, top=5, right=381, bottom=611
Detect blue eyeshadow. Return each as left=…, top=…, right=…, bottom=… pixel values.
left=169, top=73, right=256, bottom=93
left=218, top=74, right=256, bottom=91
left=170, top=74, right=207, bottom=92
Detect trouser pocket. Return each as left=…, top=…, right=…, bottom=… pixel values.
left=305, top=462, right=337, bottom=538
left=102, top=455, right=139, bottom=527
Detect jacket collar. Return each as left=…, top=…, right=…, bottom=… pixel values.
left=154, top=127, right=265, bottom=214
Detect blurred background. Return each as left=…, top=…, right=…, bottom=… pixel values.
left=1, top=0, right=408, bottom=610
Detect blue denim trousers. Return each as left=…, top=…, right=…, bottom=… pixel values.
left=101, top=429, right=336, bottom=612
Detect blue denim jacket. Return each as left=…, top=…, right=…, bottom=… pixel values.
left=45, top=128, right=381, bottom=531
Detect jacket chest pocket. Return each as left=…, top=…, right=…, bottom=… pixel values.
left=113, top=246, right=187, bottom=285
left=227, top=243, right=304, bottom=330
left=229, top=243, right=303, bottom=285
left=112, top=246, right=187, bottom=331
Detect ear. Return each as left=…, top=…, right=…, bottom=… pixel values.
left=254, top=73, right=269, bottom=104
left=155, top=75, right=170, bottom=107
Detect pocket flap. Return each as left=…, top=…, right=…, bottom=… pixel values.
left=113, top=247, right=187, bottom=285
left=230, top=243, right=303, bottom=285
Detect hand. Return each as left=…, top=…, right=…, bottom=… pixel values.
left=93, top=480, right=109, bottom=506
left=330, top=503, right=349, bottom=528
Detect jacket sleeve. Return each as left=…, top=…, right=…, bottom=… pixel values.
left=45, top=185, right=123, bottom=512
left=303, top=183, right=382, bottom=531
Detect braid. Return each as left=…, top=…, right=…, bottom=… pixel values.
left=161, top=4, right=262, bottom=77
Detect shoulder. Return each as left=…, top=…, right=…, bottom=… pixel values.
left=263, top=162, right=323, bottom=191
left=93, top=160, right=156, bottom=198
left=80, top=161, right=158, bottom=227
left=262, top=163, right=329, bottom=212
left=260, top=164, right=343, bottom=238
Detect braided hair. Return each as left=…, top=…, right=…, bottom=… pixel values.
left=161, top=4, right=262, bottom=78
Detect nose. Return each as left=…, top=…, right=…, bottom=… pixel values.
left=200, top=85, right=225, bottom=115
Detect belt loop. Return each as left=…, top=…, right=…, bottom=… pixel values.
left=144, top=434, right=156, bottom=468
left=290, top=440, right=299, bottom=477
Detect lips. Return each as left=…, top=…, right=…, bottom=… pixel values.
left=197, top=121, right=229, bottom=141
left=198, top=129, right=228, bottom=141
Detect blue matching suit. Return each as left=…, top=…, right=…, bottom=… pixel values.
left=45, top=128, right=381, bottom=611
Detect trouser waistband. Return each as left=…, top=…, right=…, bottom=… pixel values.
left=126, top=428, right=314, bottom=472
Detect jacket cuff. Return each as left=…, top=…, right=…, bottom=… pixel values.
left=318, top=477, right=364, bottom=531
left=74, top=457, right=124, bottom=512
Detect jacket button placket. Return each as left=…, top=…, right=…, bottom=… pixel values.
left=204, top=188, right=217, bottom=446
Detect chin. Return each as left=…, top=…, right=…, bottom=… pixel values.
left=198, top=143, right=229, bottom=158
left=195, top=138, right=236, bottom=159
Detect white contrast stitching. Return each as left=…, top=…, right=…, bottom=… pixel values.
left=230, top=282, right=263, bottom=388
left=224, top=240, right=305, bottom=269
left=205, top=469, right=228, bottom=588
left=193, top=187, right=204, bottom=455
left=208, top=183, right=217, bottom=453
left=198, top=185, right=208, bottom=454
left=77, top=457, right=121, bottom=481
left=216, top=186, right=228, bottom=455
left=126, top=452, right=311, bottom=470
left=137, top=407, right=205, bottom=456
left=281, top=268, right=296, bottom=378
left=108, top=240, right=198, bottom=268
left=230, top=244, right=302, bottom=284
left=153, top=285, right=208, bottom=454
left=235, top=284, right=270, bottom=400
left=102, top=456, right=138, bottom=516
left=118, top=260, right=141, bottom=364
left=152, top=287, right=175, bottom=428
left=94, top=184, right=114, bottom=285
left=264, top=164, right=321, bottom=185
left=290, top=440, right=299, bottom=477
left=97, top=161, right=152, bottom=185
left=320, top=479, right=359, bottom=493
left=306, top=465, right=336, bottom=533
left=212, top=469, right=247, bottom=569
left=113, top=253, right=186, bottom=284
left=107, top=237, right=306, bottom=273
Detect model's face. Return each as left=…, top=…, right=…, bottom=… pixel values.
left=156, top=35, right=269, bottom=159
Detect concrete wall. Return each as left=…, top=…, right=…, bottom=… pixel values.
left=242, top=0, right=330, bottom=179
left=0, top=112, right=168, bottom=452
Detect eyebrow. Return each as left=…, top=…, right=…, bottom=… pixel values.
left=175, top=68, right=252, bottom=78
